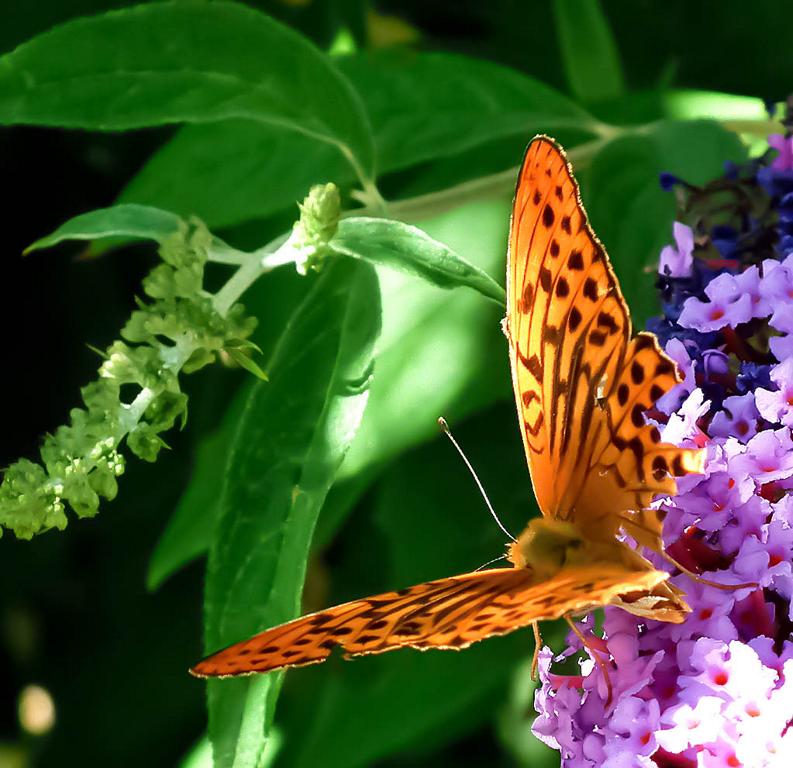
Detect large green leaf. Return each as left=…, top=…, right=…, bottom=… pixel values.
left=552, top=0, right=624, bottom=103
left=204, top=258, right=381, bottom=768
left=116, top=51, right=594, bottom=229
left=0, top=1, right=374, bottom=180
left=339, top=199, right=511, bottom=482
left=583, top=119, right=746, bottom=328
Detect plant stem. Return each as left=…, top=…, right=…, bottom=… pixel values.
left=382, top=135, right=615, bottom=223
left=212, top=233, right=296, bottom=316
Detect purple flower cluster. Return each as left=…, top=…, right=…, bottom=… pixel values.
left=533, top=134, right=793, bottom=767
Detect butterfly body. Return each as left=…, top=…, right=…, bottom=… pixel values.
left=507, top=517, right=688, bottom=623
left=191, top=136, right=704, bottom=680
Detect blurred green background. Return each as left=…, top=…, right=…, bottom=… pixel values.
left=0, top=1, right=788, bottom=766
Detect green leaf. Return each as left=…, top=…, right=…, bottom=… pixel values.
left=0, top=1, right=374, bottom=181
left=552, top=0, right=625, bottom=103
left=116, top=51, right=594, bottom=230
left=204, top=258, right=381, bottom=768
left=24, top=204, right=184, bottom=253
left=333, top=217, right=505, bottom=303
left=584, top=119, right=746, bottom=328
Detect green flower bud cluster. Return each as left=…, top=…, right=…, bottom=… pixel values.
left=291, top=183, right=341, bottom=275
left=0, top=220, right=259, bottom=539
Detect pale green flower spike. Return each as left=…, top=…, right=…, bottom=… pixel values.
left=0, top=220, right=260, bottom=539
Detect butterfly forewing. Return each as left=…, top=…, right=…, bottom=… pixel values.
left=506, top=136, right=703, bottom=537
left=191, top=564, right=674, bottom=677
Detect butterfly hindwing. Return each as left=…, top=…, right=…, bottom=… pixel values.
left=190, top=564, right=674, bottom=678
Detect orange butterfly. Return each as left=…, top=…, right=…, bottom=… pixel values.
left=190, top=136, right=704, bottom=680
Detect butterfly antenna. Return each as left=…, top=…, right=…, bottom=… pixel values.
left=438, top=417, right=518, bottom=543
left=474, top=554, right=508, bottom=572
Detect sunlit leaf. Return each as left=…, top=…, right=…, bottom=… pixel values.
left=120, top=123, right=352, bottom=231
left=339, top=200, right=510, bottom=482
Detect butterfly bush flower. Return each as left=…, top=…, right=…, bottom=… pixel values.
left=533, top=131, right=793, bottom=766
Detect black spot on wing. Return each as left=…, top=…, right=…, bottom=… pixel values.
left=521, top=282, right=534, bottom=311
left=635, top=335, right=654, bottom=351
left=589, top=330, right=606, bottom=347
left=545, top=325, right=561, bottom=345
left=598, top=312, right=619, bottom=334
left=652, top=455, right=669, bottom=480
left=568, top=250, right=584, bottom=270
left=655, top=361, right=675, bottom=376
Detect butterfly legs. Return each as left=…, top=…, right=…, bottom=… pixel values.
left=564, top=615, right=613, bottom=707
left=660, top=550, right=757, bottom=591
left=527, top=617, right=614, bottom=706
left=530, top=621, right=542, bottom=679
left=622, top=512, right=756, bottom=591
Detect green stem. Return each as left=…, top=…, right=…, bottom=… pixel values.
left=212, top=233, right=296, bottom=316
left=382, top=135, right=616, bottom=223
left=336, top=141, right=387, bottom=214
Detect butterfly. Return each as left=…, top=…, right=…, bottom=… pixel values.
left=190, top=136, right=704, bottom=680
